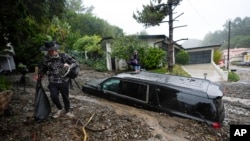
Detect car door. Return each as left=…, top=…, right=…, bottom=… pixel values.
left=154, top=86, right=179, bottom=111
left=119, top=80, right=149, bottom=103
left=154, top=85, right=218, bottom=121
left=101, top=78, right=149, bottom=103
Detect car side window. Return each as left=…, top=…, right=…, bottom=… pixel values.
left=121, top=81, right=148, bottom=101
left=102, top=78, right=121, bottom=93
left=155, top=86, right=178, bottom=109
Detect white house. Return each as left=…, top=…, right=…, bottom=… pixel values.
left=100, top=35, right=183, bottom=71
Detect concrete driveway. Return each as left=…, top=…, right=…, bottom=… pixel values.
left=182, top=63, right=224, bottom=82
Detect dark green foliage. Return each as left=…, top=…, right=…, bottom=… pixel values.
left=133, top=0, right=182, bottom=27
left=0, top=0, right=66, bottom=46
left=133, top=0, right=182, bottom=72
left=93, top=59, right=107, bottom=72
left=73, top=35, right=103, bottom=60
left=111, top=36, right=166, bottom=70
left=68, top=13, right=124, bottom=37
left=133, top=4, right=166, bottom=27
left=64, top=32, right=82, bottom=51
left=0, top=75, right=12, bottom=92
left=228, top=72, right=240, bottom=82
left=111, top=36, right=148, bottom=61
left=82, top=58, right=107, bottom=72
left=0, top=0, right=124, bottom=73
left=142, top=48, right=166, bottom=69
left=0, top=0, right=66, bottom=71
left=175, top=50, right=189, bottom=65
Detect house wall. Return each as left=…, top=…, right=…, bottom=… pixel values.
left=103, top=35, right=183, bottom=71
left=244, top=55, right=250, bottom=62
left=244, top=50, right=250, bottom=62
left=222, top=48, right=248, bottom=62
left=116, top=59, right=128, bottom=71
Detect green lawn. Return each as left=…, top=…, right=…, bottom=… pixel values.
left=149, top=64, right=191, bottom=77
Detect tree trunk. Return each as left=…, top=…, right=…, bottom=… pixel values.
left=167, top=3, right=174, bottom=72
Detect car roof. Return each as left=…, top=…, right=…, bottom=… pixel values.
left=115, top=71, right=212, bottom=94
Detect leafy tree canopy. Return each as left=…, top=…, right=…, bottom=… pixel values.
left=73, top=35, right=102, bottom=54
left=65, top=0, right=94, bottom=13
left=133, top=0, right=182, bottom=27
left=110, top=36, right=148, bottom=60
left=202, top=17, right=250, bottom=50
left=133, top=0, right=182, bottom=72
left=0, top=0, right=66, bottom=67
left=0, top=0, right=124, bottom=70
left=67, top=13, right=124, bottom=38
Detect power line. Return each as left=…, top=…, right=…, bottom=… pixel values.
left=186, top=0, right=211, bottom=29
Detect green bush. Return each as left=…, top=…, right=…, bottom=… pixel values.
left=142, top=48, right=166, bottom=69
left=0, top=75, right=12, bottom=92
left=213, top=49, right=222, bottom=64
left=94, top=59, right=107, bottom=72
left=175, top=50, right=190, bottom=65
left=228, top=72, right=240, bottom=82
left=82, top=58, right=107, bottom=72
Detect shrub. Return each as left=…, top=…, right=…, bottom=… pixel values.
left=142, top=48, right=166, bottom=69
left=228, top=72, right=240, bottom=82
left=82, top=58, right=107, bottom=72
left=0, top=75, right=12, bottom=92
left=94, top=59, right=107, bottom=72
left=213, top=49, right=222, bottom=64
left=175, top=50, right=189, bottom=65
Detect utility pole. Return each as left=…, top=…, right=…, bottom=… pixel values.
left=227, top=21, right=231, bottom=70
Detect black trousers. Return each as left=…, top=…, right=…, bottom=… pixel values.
left=48, top=82, right=70, bottom=113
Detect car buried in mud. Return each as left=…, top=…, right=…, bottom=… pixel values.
left=82, top=71, right=225, bottom=128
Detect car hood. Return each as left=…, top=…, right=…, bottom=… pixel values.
left=85, top=78, right=106, bottom=87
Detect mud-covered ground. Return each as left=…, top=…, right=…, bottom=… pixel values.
left=0, top=70, right=249, bottom=141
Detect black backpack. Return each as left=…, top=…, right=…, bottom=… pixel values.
left=59, top=53, right=80, bottom=79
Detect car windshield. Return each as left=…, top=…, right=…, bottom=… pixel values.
left=102, top=78, right=121, bottom=93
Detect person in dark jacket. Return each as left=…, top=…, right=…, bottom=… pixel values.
left=39, top=41, right=76, bottom=118
left=129, top=50, right=140, bottom=72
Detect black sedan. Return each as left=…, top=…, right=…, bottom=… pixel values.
left=82, top=71, right=225, bottom=128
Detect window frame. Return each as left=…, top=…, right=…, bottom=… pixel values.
left=101, top=78, right=149, bottom=103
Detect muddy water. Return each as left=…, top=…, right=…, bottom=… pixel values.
left=223, top=96, right=250, bottom=125
left=70, top=94, right=191, bottom=141
left=70, top=92, right=250, bottom=141
left=71, top=92, right=250, bottom=126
